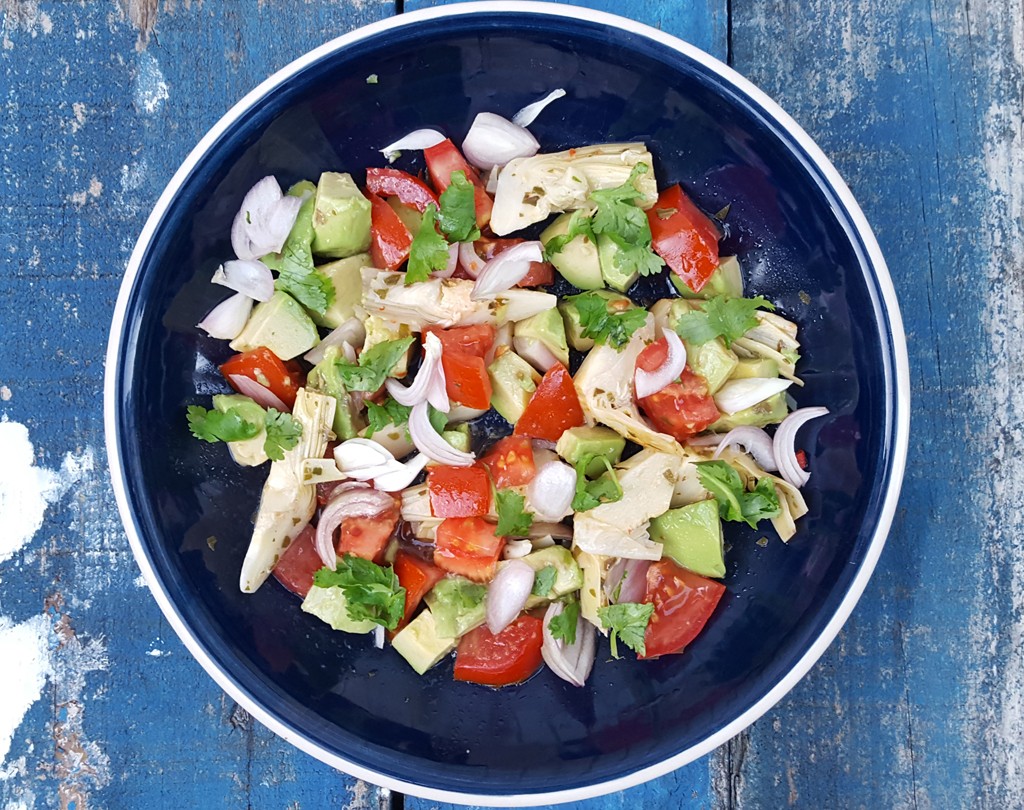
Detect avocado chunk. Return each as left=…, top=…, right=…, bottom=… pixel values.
left=649, top=499, right=725, bottom=578
left=730, top=358, right=780, bottom=380
left=597, top=234, right=639, bottom=293
left=687, top=337, right=739, bottom=394
left=558, top=289, right=633, bottom=351
left=387, top=197, right=423, bottom=237
left=540, top=211, right=603, bottom=290
left=555, top=426, right=626, bottom=478
left=487, top=350, right=541, bottom=424
left=670, top=255, right=744, bottom=299
left=312, top=253, right=372, bottom=329
left=708, top=390, right=788, bottom=431
left=229, top=290, right=320, bottom=360
left=512, top=545, right=584, bottom=609
left=306, top=346, right=365, bottom=440
left=423, top=576, right=487, bottom=639
left=311, top=172, right=372, bottom=258
left=212, top=393, right=269, bottom=467
left=301, top=585, right=378, bottom=634
left=442, top=424, right=472, bottom=454
left=513, top=308, right=570, bottom=372
left=391, top=608, right=457, bottom=675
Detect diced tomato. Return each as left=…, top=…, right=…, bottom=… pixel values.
left=636, top=337, right=670, bottom=373
left=480, top=436, right=536, bottom=488
left=796, top=450, right=808, bottom=470
left=428, top=464, right=491, bottom=518
left=434, top=517, right=505, bottom=582
left=368, top=191, right=413, bottom=270
left=422, top=324, right=495, bottom=360
left=441, top=353, right=492, bottom=409
left=647, top=184, right=720, bottom=294
left=475, top=237, right=554, bottom=287
left=513, top=362, right=585, bottom=442
left=637, top=369, right=721, bottom=442
left=219, top=347, right=304, bottom=409
left=337, top=505, right=399, bottom=564
left=272, top=525, right=322, bottom=599
left=393, top=550, right=445, bottom=630
left=365, top=167, right=438, bottom=213
left=423, top=138, right=493, bottom=227
left=640, top=559, right=725, bottom=659
left=516, top=261, right=555, bottom=287
left=454, top=615, right=545, bottom=686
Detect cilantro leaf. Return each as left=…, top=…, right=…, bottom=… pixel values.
left=437, top=171, right=481, bottom=243
left=365, top=397, right=412, bottom=439
left=263, top=408, right=303, bottom=461
left=543, top=210, right=596, bottom=260
left=695, top=460, right=781, bottom=529
left=334, top=337, right=415, bottom=392
left=569, top=292, right=648, bottom=350
left=406, top=204, right=450, bottom=284
left=548, top=600, right=579, bottom=645
left=427, top=404, right=448, bottom=436
left=313, top=554, right=406, bottom=630
left=532, top=565, right=558, bottom=598
left=264, top=183, right=334, bottom=315
left=186, top=405, right=261, bottom=444
left=495, top=489, right=534, bottom=538
left=606, top=233, right=665, bottom=278
left=572, top=456, right=623, bottom=512
left=675, top=295, right=776, bottom=349
left=598, top=602, right=654, bottom=658
left=590, top=163, right=653, bottom=245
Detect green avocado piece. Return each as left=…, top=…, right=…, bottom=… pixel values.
left=391, top=608, right=457, bottom=675
left=513, top=307, right=570, bottom=371
left=229, top=290, right=320, bottom=360
left=649, top=499, right=725, bottom=578
left=730, top=357, right=780, bottom=379
left=558, top=289, right=633, bottom=351
left=597, top=234, right=639, bottom=293
left=708, top=390, right=788, bottom=431
left=212, top=394, right=268, bottom=467
left=686, top=337, right=738, bottom=394
left=487, top=350, right=541, bottom=424
left=540, top=211, right=603, bottom=290
left=515, top=545, right=584, bottom=609
left=423, top=576, right=487, bottom=639
left=306, top=347, right=365, bottom=440
left=311, top=172, right=372, bottom=258
left=442, top=423, right=472, bottom=454
left=670, top=255, right=744, bottom=299
left=301, top=585, right=378, bottom=633
left=386, top=197, right=423, bottom=237
left=555, top=426, right=626, bottom=478
left=311, top=253, right=372, bottom=329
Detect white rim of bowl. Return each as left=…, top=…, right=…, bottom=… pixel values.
left=104, top=2, right=911, bottom=805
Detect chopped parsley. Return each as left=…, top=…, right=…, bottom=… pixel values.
left=695, top=460, right=782, bottom=529
left=405, top=204, right=450, bottom=284
left=548, top=600, right=580, bottom=645
left=571, top=456, right=623, bottom=512
left=588, top=163, right=664, bottom=278
left=675, top=294, right=776, bottom=349
left=313, top=554, right=406, bottom=631
left=598, top=602, right=654, bottom=658
left=569, top=291, right=648, bottom=349
left=494, top=489, right=534, bottom=538
left=531, top=565, right=558, bottom=598
left=333, top=337, right=414, bottom=392
left=437, top=171, right=481, bottom=243
left=186, top=404, right=302, bottom=462
left=262, top=408, right=304, bottom=461
left=365, top=397, right=412, bottom=439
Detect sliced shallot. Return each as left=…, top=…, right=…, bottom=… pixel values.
left=372, top=625, right=385, bottom=649
left=512, top=88, right=567, bottom=127
left=408, top=400, right=475, bottom=466
left=458, top=240, right=485, bottom=278
left=486, top=560, right=535, bottom=634
left=373, top=453, right=429, bottom=492
left=635, top=329, right=686, bottom=399
left=230, top=176, right=303, bottom=260
left=432, top=242, right=460, bottom=279
left=604, top=558, right=651, bottom=604
left=334, top=439, right=396, bottom=475
left=527, top=460, right=576, bottom=521
left=379, top=128, right=445, bottom=162
left=471, top=241, right=543, bottom=300
left=197, top=293, right=253, bottom=340
left=502, top=538, right=533, bottom=559
left=713, top=426, right=778, bottom=471
left=386, top=331, right=445, bottom=409
left=541, top=601, right=596, bottom=687
left=303, top=317, right=366, bottom=365
left=212, top=259, right=275, bottom=302
left=227, top=373, right=288, bottom=412
left=461, top=112, right=540, bottom=170
left=314, top=484, right=394, bottom=569
left=713, top=377, right=793, bottom=415
left=773, top=407, right=830, bottom=488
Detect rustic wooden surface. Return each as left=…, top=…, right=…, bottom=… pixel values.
left=0, top=0, right=1020, bottom=807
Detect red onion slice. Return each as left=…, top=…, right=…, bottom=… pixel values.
left=462, top=112, right=540, bottom=170
left=512, top=89, right=567, bottom=127
left=303, top=317, right=366, bottom=365
left=458, top=240, right=486, bottom=279
left=212, top=259, right=275, bottom=302
left=604, top=558, right=651, bottom=604
left=634, top=329, right=686, bottom=399
left=527, top=460, right=576, bottom=521
left=197, top=293, right=253, bottom=340
left=432, top=243, right=460, bottom=279
left=373, top=453, right=429, bottom=492
left=773, top=407, right=830, bottom=488
left=713, top=378, right=793, bottom=415
left=686, top=433, right=726, bottom=448
left=541, top=602, right=596, bottom=687
left=486, top=560, right=535, bottom=634
left=471, top=241, right=543, bottom=300
left=379, top=128, right=445, bottom=162
left=408, top=401, right=475, bottom=466
left=227, top=373, right=288, bottom=412
left=386, top=332, right=443, bottom=408
left=713, top=426, right=778, bottom=471
left=314, top=484, right=394, bottom=569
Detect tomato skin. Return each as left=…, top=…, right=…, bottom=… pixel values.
left=442, top=353, right=492, bottom=409
left=219, top=347, right=304, bottom=409
left=434, top=517, right=505, bottom=582
left=393, top=550, right=445, bottom=630
left=647, top=184, right=720, bottom=294
left=422, top=324, right=495, bottom=360
left=368, top=191, right=413, bottom=270
left=365, top=167, right=438, bottom=212
left=475, top=237, right=555, bottom=287
left=637, top=368, right=721, bottom=442
left=480, top=436, right=536, bottom=488
left=427, top=464, right=492, bottom=518
left=514, top=363, right=586, bottom=442
left=423, top=139, right=494, bottom=227
left=640, top=559, right=726, bottom=659
left=272, top=525, right=322, bottom=598
left=336, top=510, right=399, bottom=564
left=636, top=338, right=670, bottom=373
left=454, top=615, right=545, bottom=686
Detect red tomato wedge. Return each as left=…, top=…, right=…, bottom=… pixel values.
left=365, top=167, right=438, bottom=212
left=393, top=550, right=445, bottom=631
left=434, top=517, right=505, bottom=582
left=423, top=138, right=493, bottom=227
left=635, top=339, right=720, bottom=440
left=480, top=436, right=536, bottom=488
left=337, top=506, right=399, bottom=564
left=513, top=362, right=585, bottom=442
left=423, top=324, right=495, bottom=359
left=647, top=184, right=720, bottom=294
left=639, top=559, right=726, bottom=659
left=427, top=463, right=492, bottom=518
left=272, top=525, right=322, bottom=599
left=368, top=191, right=413, bottom=270
left=454, top=615, right=545, bottom=686
left=475, top=237, right=555, bottom=287
left=219, top=347, right=304, bottom=410
left=441, top=353, right=492, bottom=409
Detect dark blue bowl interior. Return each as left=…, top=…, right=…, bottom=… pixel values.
left=113, top=10, right=900, bottom=797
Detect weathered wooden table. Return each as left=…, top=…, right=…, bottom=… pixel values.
left=1, top=0, right=1019, bottom=807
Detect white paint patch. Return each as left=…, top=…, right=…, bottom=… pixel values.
left=119, top=160, right=148, bottom=193
left=145, top=649, right=168, bottom=657
left=0, top=615, right=52, bottom=766
left=133, top=51, right=168, bottom=115
left=0, top=387, right=10, bottom=401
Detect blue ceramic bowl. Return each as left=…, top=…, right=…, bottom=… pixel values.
left=105, top=3, right=909, bottom=804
